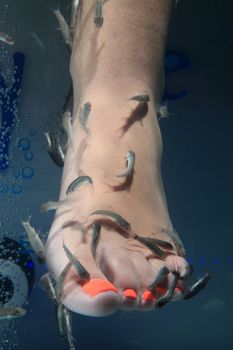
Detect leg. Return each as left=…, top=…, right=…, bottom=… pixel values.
left=45, top=0, right=190, bottom=317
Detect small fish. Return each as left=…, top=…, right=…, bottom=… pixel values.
left=21, top=218, right=46, bottom=264
left=56, top=261, right=72, bottom=301
left=0, top=306, right=26, bottom=319
left=70, top=0, right=80, bottom=31
left=62, top=111, right=74, bottom=149
left=183, top=273, right=212, bottom=300
left=158, top=101, right=173, bottom=120
left=94, top=0, right=104, bottom=28
left=0, top=31, right=14, bottom=45
left=128, top=94, right=150, bottom=103
left=147, top=266, right=169, bottom=290
left=66, top=176, right=93, bottom=195
left=81, top=102, right=91, bottom=133
left=56, top=303, right=66, bottom=338
left=63, top=307, right=76, bottom=350
left=144, top=236, right=174, bottom=250
left=134, top=235, right=166, bottom=258
left=116, top=150, right=135, bottom=178
left=156, top=272, right=180, bottom=308
left=148, top=266, right=169, bottom=291
left=63, top=242, right=90, bottom=282
left=39, top=273, right=57, bottom=304
left=40, top=200, right=64, bottom=213
left=90, top=209, right=131, bottom=231
left=51, top=7, right=72, bottom=49
left=44, top=132, right=65, bottom=168
left=91, top=224, right=101, bottom=258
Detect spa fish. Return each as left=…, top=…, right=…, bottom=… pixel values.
left=0, top=31, right=14, bottom=45
left=51, top=7, right=72, bottom=49
left=39, top=273, right=57, bottom=304
left=56, top=261, right=72, bottom=301
left=116, top=150, right=135, bottom=178
left=183, top=273, right=212, bottom=300
left=56, top=303, right=76, bottom=349
left=156, top=272, right=180, bottom=307
left=148, top=266, right=169, bottom=291
left=66, top=175, right=93, bottom=195
left=81, top=102, right=91, bottom=133
left=90, top=209, right=130, bottom=231
left=0, top=306, right=26, bottom=319
left=21, top=218, right=46, bottom=264
left=56, top=303, right=66, bottom=338
left=44, top=132, right=65, bottom=168
left=62, top=110, right=73, bottom=149
left=158, top=101, right=173, bottom=120
left=63, top=307, right=76, bottom=350
left=128, top=94, right=150, bottom=103
left=91, top=223, right=101, bottom=258
left=39, top=273, right=76, bottom=348
left=94, top=0, right=104, bottom=27
left=63, top=242, right=90, bottom=282
left=134, top=234, right=166, bottom=258
left=40, top=200, right=65, bottom=213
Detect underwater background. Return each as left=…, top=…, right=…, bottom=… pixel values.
left=0, top=0, right=233, bottom=349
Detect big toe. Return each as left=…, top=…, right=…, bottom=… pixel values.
left=62, top=278, right=120, bottom=317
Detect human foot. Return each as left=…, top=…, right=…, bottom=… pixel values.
left=44, top=0, right=211, bottom=318
left=45, top=90, right=193, bottom=317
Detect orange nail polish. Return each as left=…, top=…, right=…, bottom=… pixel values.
left=123, top=289, right=137, bottom=299
left=143, top=290, right=156, bottom=302
left=82, top=279, right=118, bottom=297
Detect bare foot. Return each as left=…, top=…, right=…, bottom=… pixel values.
left=45, top=87, right=191, bottom=317
left=44, top=0, right=195, bottom=317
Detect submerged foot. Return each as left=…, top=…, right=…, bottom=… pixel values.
left=45, top=91, right=193, bottom=317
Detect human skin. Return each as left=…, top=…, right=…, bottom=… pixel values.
left=45, top=0, right=190, bottom=317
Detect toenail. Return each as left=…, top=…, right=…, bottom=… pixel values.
left=174, top=287, right=183, bottom=293
left=82, top=279, right=118, bottom=297
left=143, top=290, right=156, bottom=302
left=123, top=289, right=137, bottom=300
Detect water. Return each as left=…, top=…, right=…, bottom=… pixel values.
left=0, top=0, right=233, bottom=349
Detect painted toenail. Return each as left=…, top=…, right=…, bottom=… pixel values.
left=175, top=287, right=183, bottom=293
left=123, top=289, right=137, bottom=299
left=82, top=279, right=118, bottom=297
left=143, top=290, right=156, bottom=302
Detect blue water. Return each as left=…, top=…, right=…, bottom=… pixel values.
left=0, top=0, right=233, bottom=349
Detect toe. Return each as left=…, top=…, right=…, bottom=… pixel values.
left=98, top=247, right=141, bottom=309
left=82, top=278, right=118, bottom=296
left=99, top=247, right=141, bottom=292
left=62, top=278, right=120, bottom=317
left=165, top=254, right=192, bottom=278
left=147, top=257, right=186, bottom=306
